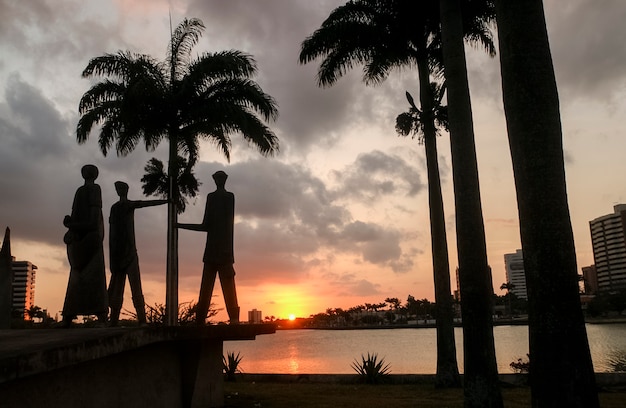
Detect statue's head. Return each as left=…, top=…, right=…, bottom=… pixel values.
left=81, top=164, right=99, bottom=181
left=212, top=170, right=228, bottom=186
left=114, top=181, right=129, bottom=196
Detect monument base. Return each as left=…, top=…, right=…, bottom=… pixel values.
left=0, top=324, right=275, bottom=408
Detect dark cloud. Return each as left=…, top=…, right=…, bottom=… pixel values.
left=545, top=0, right=626, bottom=102
left=0, top=74, right=170, bottom=256
left=331, top=150, right=425, bottom=201
left=333, top=276, right=382, bottom=298
left=184, top=0, right=413, bottom=155
left=462, top=1, right=626, bottom=111
left=0, top=0, right=125, bottom=75
left=0, top=75, right=79, bottom=244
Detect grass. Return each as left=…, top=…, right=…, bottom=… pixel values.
left=223, top=381, right=626, bottom=408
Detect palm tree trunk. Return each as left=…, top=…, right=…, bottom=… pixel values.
left=417, top=56, right=460, bottom=388
left=494, top=1, right=598, bottom=406
left=165, top=135, right=179, bottom=326
left=439, top=0, right=503, bottom=406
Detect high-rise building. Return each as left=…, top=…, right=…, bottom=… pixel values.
left=248, top=308, right=262, bottom=324
left=504, top=249, right=528, bottom=299
left=11, top=257, right=37, bottom=319
left=581, top=265, right=598, bottom=295
left=589, top=204, right=626, bottom=292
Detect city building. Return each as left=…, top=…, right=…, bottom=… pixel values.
left=11, top=257, right=37, bottom=320
left=248, top=308, right=262, bottom=324
left=589, top=204, right=626, bottom=292
left=581, top=265, right=598, bottom=295
left=504, top=249, right=528, bottom=299
left=453, top=267, right=460, bottom=301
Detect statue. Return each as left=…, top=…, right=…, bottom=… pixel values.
left=108, top=181, right=166, bottom=326
left=178, top=170, right=240, bottom=324
left=61, top=164, right=108, bottom=326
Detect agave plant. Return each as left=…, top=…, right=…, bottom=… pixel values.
left=223, top=351, right=243, bottom=382
left=351, top=352, right=391, bottom=384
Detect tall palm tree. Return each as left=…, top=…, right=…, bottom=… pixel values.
left=396, top=83, right=460, bottom=387
left=494, top=1, right=598, bottom=406
left=438, top=0, right=503, bottom=406
left=77, top=18, right=279, bottom=325
left=299, top=0, right=477, bottom=388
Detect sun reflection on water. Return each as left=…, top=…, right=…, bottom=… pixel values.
left=288, top=340, right=300, bottom=373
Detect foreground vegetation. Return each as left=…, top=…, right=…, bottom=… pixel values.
left=223, top=381, right=626, bottom=408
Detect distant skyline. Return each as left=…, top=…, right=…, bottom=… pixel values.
left=1, top=0, right=626, bottom=320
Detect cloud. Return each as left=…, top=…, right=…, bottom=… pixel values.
left=174, top=155, right=418, bottom=286
left=0, top=74, right=78, bottom=244
left=331, top=150, right=425, bottom=201
left=545, top=0, right=626, bottom=102
left=184, top=0, right=416, bottom=156
left=0, top=73, right=169, bottom=253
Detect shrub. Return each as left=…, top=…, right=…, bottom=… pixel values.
left=223, top=351, right=243, bottom=381
left=351, top=352, right=391, bottom=384
left=123, top=301, right=222, bottom=325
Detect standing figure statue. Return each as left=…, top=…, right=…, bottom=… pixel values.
left=61, top=164, right=108, bottom=326
left=178, top=170, right=240, bottom=324
left=108, top=181, right=166, bottom=326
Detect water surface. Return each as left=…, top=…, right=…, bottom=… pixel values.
left=224, top=323, right=626, bottom=374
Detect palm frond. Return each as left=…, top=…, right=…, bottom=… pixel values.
left=168, top=18, right=205, bottom=81
left=187, top=51, right=258, bottom=86
left=78, top=80, right=125, bottom=114
left=82, top=51, right=163, bottom=83
left=300, top=0, right=494, bottom=89
left=141, top=157, right=200, bottom=213
left=396, top=80, right=448, bottom=143
left=186, top=104, right=279, bottom=159
left=461, top=0, right=497, bottom=57
left=299, top=0, right=436, bottom=87
left=396, top=111, right=419, bottom=138
left=192, top=77, right=278, bottom=122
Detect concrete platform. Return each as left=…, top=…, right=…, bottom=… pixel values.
left=0, top=324, right=275, bottom=408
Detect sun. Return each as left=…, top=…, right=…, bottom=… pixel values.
left=288, top=314, right=296, bottom=321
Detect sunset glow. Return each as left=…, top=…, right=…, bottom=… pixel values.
left=288, top=314, right=296, bottom=321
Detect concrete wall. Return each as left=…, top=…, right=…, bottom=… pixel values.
left=0, top=341, right=185, bottom=408
left=0, top=325, right=275, bottom=408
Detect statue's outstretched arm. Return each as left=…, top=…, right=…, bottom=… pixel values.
left=177, top=222, right=206, bottom=232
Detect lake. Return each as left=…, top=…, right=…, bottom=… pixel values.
left=224, top=323, right=626, bottom=374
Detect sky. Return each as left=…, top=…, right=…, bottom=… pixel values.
left=1, top=0, right=626, bottom=322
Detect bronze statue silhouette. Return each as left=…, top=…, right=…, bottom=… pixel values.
left=178, top=170, right=240, bottom=324
left=108, top=181, right=166, bottom=326
left=61, top=164, right=108, bottom=326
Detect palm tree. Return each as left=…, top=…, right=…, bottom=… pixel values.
left=493, top=1, right=598, bottom=406
left=438, top=0, right=503, bottom=405
left=77, top=18, right=279, bottom=325
left=396, top=83, right=460, bottom=387
left=499, top=282, right=515, bottom=316
left=26, top=305, right=43, bottom=322
left=300, top=0, right=459, bottom=387
left=300, top=0, right=496, bottom=389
